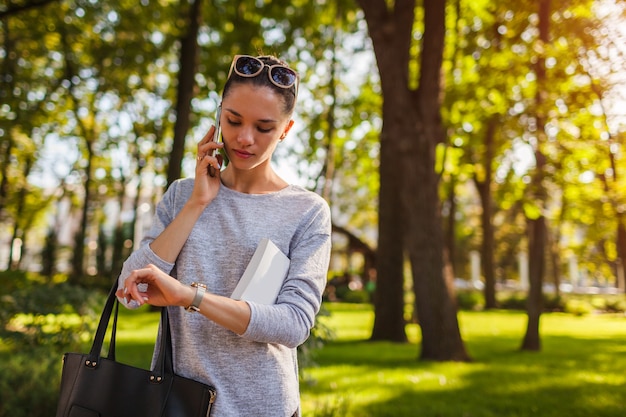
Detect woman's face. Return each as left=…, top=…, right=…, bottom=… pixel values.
left=220, top=83, right=294, bottom=173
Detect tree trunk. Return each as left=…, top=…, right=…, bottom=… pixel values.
left=617, top=221, right=626, bottom=292
left=407, top=0, right=469, bottom=361
left=358, top=0, right=413, bottom=343
left=69, top=139, right=94, bottom=284
left=521, top=0, right=551, bottom=352
left=444, top=177, right=457, bottom=273
left=320, top=39, right=338, bottom=202
left=0, top=21, right=15, bottom=221
left=370, top=124, right=408, bottom=342
left=110, top=176, right=128, bottom=278
left=359, top=0, right=469, bottom=357
left=166, top=0, right=202, bottom=187
left=475, top=118, right=497, bottom=308
left=522, top=216, right=545, bottom=351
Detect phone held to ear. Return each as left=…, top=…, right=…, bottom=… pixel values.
left=211, top=104, right=222, bottom=156
left=209, top=104, right=222, bottom=177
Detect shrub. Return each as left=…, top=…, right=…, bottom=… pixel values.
left=543, top=294, right=565, bottom=312
left=343, top=289, right=371, bottom=304
left=0, top=347, right=65, bottom=417
left=456, top=291, right=484, bottom=310
left=498, top=293, right=527, bottom=310
left=604, top=297, right=626, bottom=313
left=564, top=299, right=594, bottom=316
left=1, top=282, right=104, bottom=349
left=299, top=305, right=335, bottom=385
left=0, top=275, right=105, bottom=417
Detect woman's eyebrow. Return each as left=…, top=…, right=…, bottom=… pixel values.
left=224, top=107, right=277, bottom=124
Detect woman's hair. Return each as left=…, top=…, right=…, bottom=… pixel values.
left=222, top=55, right=298, bottom=115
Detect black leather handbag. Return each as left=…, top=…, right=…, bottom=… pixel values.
left=55, top=281, right=216, bottom=417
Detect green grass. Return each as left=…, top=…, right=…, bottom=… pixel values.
left=109, top=305, right=162, bottom=368
left=108, top=304, right=626, bottom=417
left=302, top=304, right=626, bottom=417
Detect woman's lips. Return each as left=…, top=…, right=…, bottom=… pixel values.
left=233, top=149, right=253, bottom=159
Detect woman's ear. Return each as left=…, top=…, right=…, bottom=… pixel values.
left=280, top=120, right=295, bottom=140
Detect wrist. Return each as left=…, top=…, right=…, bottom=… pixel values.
left=185, top=282, right=207, bottom=312
left=181, top=284, right=195, bottom=307
left=185, top=197, right=211, bottom=212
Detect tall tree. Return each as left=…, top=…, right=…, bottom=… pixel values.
left=358, top=0, right=469, bottom=359
left=165, top=0, right=202, bottom=187
left=358, top=0, right=412, bottom=343
left=521, top=0, right=551, bottom=352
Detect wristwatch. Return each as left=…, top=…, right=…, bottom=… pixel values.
left=185, top=282, right=207, bottom=312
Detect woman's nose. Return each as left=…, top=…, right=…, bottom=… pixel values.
left=236, top=126, right=255, bottom=146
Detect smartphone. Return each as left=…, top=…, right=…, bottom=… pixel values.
left=208, top=104, right=222, bottom=177
left=211, top=104, right=222, bottom=156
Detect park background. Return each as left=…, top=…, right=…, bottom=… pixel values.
left=1, top=0, right=626, bottom=415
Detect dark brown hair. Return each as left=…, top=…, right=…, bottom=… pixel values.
left=222, top=55, right=297, bottom=115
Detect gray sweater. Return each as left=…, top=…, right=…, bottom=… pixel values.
left=118, top=178, right=332, bottom=416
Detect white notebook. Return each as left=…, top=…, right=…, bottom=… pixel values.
left=230, top=238, right=290, bottom=304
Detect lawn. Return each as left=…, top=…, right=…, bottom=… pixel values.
left=112, top=304, right=626, bottom=417
left=301, top=303, right=626, bottom=417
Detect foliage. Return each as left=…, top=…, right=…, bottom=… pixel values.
left=0, top=274, right=104, bottom=349
left=0, top=271, right=105, bottom=417
left=299, top=304, right=336, bottom=385
left=563, top=298, right=595, bottom=316
left=0, top=347, right=62, bottom=417
left=456, top=290, right=484, bottom=310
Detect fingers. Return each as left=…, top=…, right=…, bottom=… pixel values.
left=198, top=125, right=216, bottom=146
left=196, top=124, right=224, bottom=178
left=122, top=267, right=154, bottom=306
left=198, top=141, right=224, bottom=160
left=197, top=153, right=222, bottom=177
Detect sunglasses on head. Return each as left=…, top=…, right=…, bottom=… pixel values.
left=228, top=55, right=299, bottom=96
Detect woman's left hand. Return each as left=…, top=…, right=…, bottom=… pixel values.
left=116, top=264, right=193, bottom=308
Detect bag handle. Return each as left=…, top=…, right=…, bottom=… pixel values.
left=86, top=281, right=170, bottom=382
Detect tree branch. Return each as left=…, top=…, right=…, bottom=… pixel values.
left=0, top=0, right=60, bottom=19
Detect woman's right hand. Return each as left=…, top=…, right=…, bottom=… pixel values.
left=116, top=264, right=194, bottom=308
left=192, top=125, right=224, bottom=206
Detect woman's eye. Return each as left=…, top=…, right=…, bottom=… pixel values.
left=227, top=119, right=241, bottom=126
left=258, top=127, right=273, bottom=133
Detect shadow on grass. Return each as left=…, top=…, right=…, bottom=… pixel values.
left=303, top=334, right=626, bottom=417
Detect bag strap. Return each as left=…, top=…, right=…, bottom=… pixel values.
left=87, top=280, right=172, bottom=382
left=107, top=301, right=119, bottom=361
left=87, top=282, right=118, bottom=363
left=156, top=306, right=175, bottom=376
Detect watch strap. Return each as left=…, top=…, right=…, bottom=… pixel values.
left=185, top=282, right=207, bottom=312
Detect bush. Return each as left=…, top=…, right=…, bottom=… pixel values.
left=1, top=281, right=104, bottom=349
left=0, top=347, right=65, bottom=417
left=343, top=289, right=370, bottom=304
left=564, top=299, right=594, bottom=316
left=299, top=304, right=335, bottom=384
left=456, top=291, right=484, bottom=310
left=498, top=293, right=527, bottom=310
left=0, top=274, right=105, bottom=417
left=543, top=294, right=566, bottom=312
left=605, top=297, right=626, bottom=313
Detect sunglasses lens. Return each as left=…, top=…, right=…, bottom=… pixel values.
left=235, top=56, right=263, bottom=75
left=270, top=67, right=297, bottom=88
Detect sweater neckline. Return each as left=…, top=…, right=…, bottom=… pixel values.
left=219, top=182, right=294, bottom=197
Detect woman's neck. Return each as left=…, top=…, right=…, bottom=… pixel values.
left=220, top=166, right=288, bottom=194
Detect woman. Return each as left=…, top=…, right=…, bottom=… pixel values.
left=117, top=55, right=331, bottom=416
